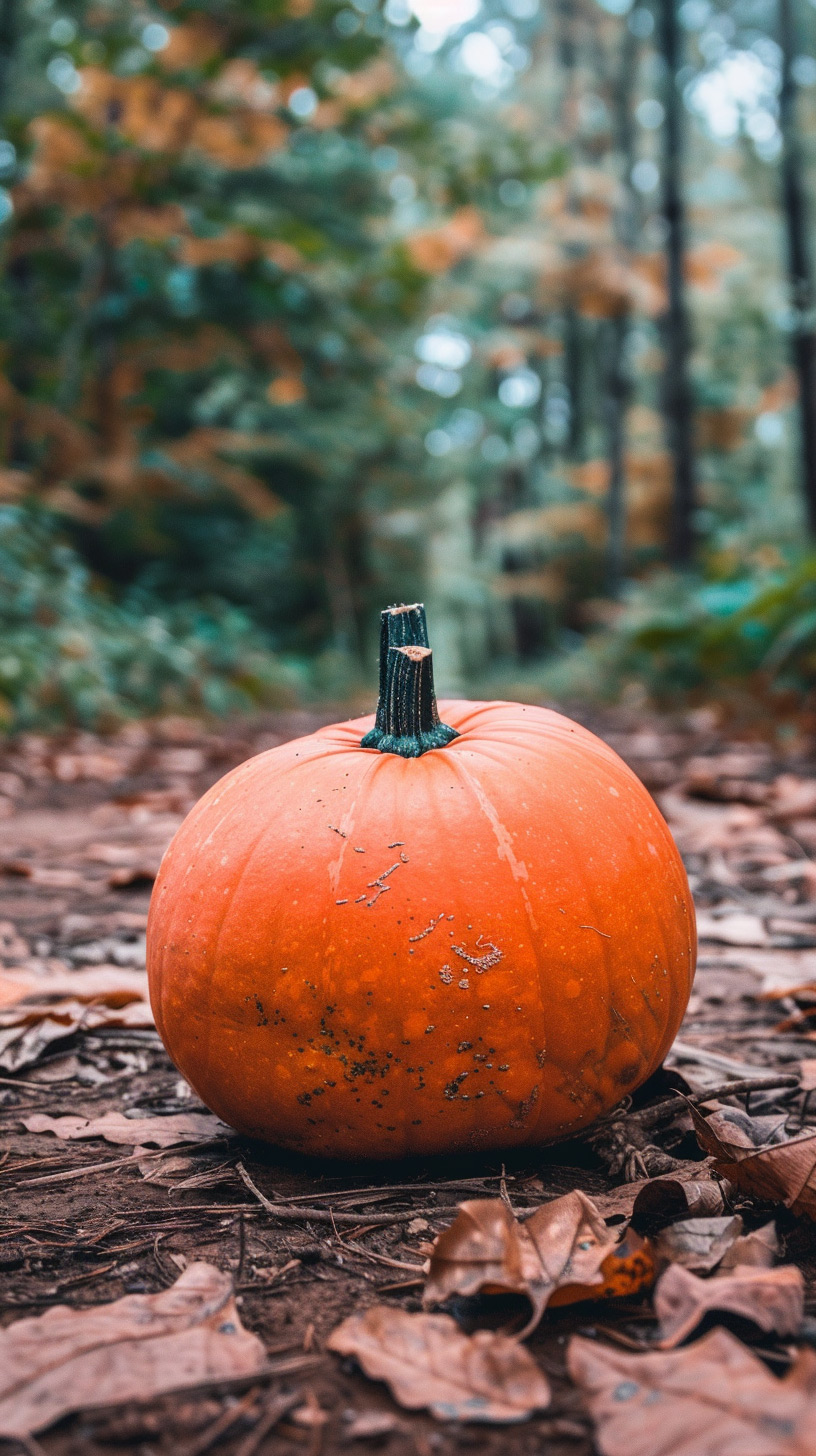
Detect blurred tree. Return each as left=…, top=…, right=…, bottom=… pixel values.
left=657, top=0, right=696, bottom=564
left=778, top=0, right=816, bottom=534
left=2, top=0, right=816, bottom=726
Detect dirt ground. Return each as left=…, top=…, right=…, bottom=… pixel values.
left=2, top=705, right=816, bottom=1455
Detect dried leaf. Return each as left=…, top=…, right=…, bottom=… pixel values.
left=548, top=1228, right=655, bottom=1306
left=0, top=1263, right=266, bottom=1437
left=423, top=1194, right=619, bottom=1334
left=0, top=964, right=152, bottom=1070
left=22, top=1110, right=229, bottom=1147
left=327, top=1307, right=550, bottom=1423
left=690, top=1105, right=816, bottom=1219
left=591, top=1167, right=725, bottom=1223
left=718, top=1221, right=778, bottom=1272
left=653, top=1216, right=744, bottom=1273
left=569, top=1327, right=816, bottom=1456
left=654, top=1262, right=804, bottom=1348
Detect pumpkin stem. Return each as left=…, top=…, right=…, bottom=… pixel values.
left=361, top=604, right=458, bottom=756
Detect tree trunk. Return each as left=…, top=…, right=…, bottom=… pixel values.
left=0, top=0, right=16, bottom=105
left=657, top=0, right=696, bottom=565
left=778, top=0, right=816, bottom=535
left=604, top=20, right=639, bottom=594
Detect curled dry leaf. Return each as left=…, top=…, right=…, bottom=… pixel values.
left=423, top=1193, right=621, bottom=1335
left=327, top=1307, right=550, bottom=1424
left=568, top=1327, right=816, bottom=1456
left=22, top=1110, right=230, bottom=1147
left=0, top=964, right=152, bottom=1072
left=690, top=1105, right=816, bottom=1219
left=653, top=1216, right=744, bottom=1274
left=654, top=1262, right=804, bottom=1348
left=0, top=1263, right=266, bottom=1437
left=591, top=1165, right=725, bottom=1224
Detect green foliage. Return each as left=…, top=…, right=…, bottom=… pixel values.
left=0, top=508, right=293, bottom=730
left=543, top=556, right=816, bottom=706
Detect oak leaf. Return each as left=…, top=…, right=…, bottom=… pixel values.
left=0, top=1263, right=266, bottom=1437
left=653, top=1215, right=745, bottom=1273
left=569, top=1327, right=816, bottom=1456
left=22, top=1110, right=229, bottom=1147
left=690, top=1105, right=816, bottom=1219
left=654, top=1262, right=804, bottom=1348
left=327, top=1307, right=550, bottom=1423
left=423, top=1193, right=623, bottom=1335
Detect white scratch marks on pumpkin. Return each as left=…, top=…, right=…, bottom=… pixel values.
left=409, top=913, right=446, bottom=943
left=455, top=762, right=539, bottom=936
left=364, top=860, right=401, bottom=907
left=451, top=936, right=503, bottom=972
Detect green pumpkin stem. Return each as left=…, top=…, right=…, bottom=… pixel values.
left=361, top=605, right=458, bottom=756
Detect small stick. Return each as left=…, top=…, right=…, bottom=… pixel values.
left=235, top=1163, right=444, bottom=1227
left=622, top=1074, right=800, bottom=1130
left=5, top=1137, right=230, bottom=1189
left=234, top=1391, right=302, bottom=1456
left=184, top=1386, right=260, bottom=1456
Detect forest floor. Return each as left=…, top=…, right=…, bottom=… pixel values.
left=2, top=706, right=816, bottom=1455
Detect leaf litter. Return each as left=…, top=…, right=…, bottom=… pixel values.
left=423, top=1193, right=653, bottom=1335
left=5, top=715, right=816, bottom=1452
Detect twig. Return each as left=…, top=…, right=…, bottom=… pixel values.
left=8, top=1138, right=229, bottom=1188
left=183, top=1386, right=260, bottom=1456
left=234, top=1391, right=301, bottom=1456
left=235, top=1163, right=443, bottom=1227
left=625, top=1074, right=800, bottom=1130
left=330, top=1233, right=425, bottom=1273
left=236, top=1212, right=246, bottom=1284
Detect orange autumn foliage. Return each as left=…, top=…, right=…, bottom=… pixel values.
left=405, top=206, right=485, bottom=275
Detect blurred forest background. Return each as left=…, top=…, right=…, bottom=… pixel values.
left=2, top=0, right=816, bottom=730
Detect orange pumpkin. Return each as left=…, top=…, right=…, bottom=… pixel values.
left=147, top=604, right=695, bottom=1158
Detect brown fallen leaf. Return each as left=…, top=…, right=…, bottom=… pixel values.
left=327, top=1307, right=550, bottom=1423
left=654, top=1262, right=804, bottom=1348
left=548, top=1228, right=655, bottom=1307
left=423, top=1194, right=620, bottom=1335
left=718, top=1220, right=778, bottom=1271
left=22, top=1110, right=230, bottom=1147
left=0, top=964, right=153, bottom=1072
left=591, top=1166, right=726, bottom=1224
left=652, top=1216, right=744, bottom=1273
left=568, top=1327, right=816, bottom=1456
left=0, top=1262, right=266, bottom=1437
left=690, top=1105, right=816, bottom=1219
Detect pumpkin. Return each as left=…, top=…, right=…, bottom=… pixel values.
left=147, top=604, right=695, bottom=1158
